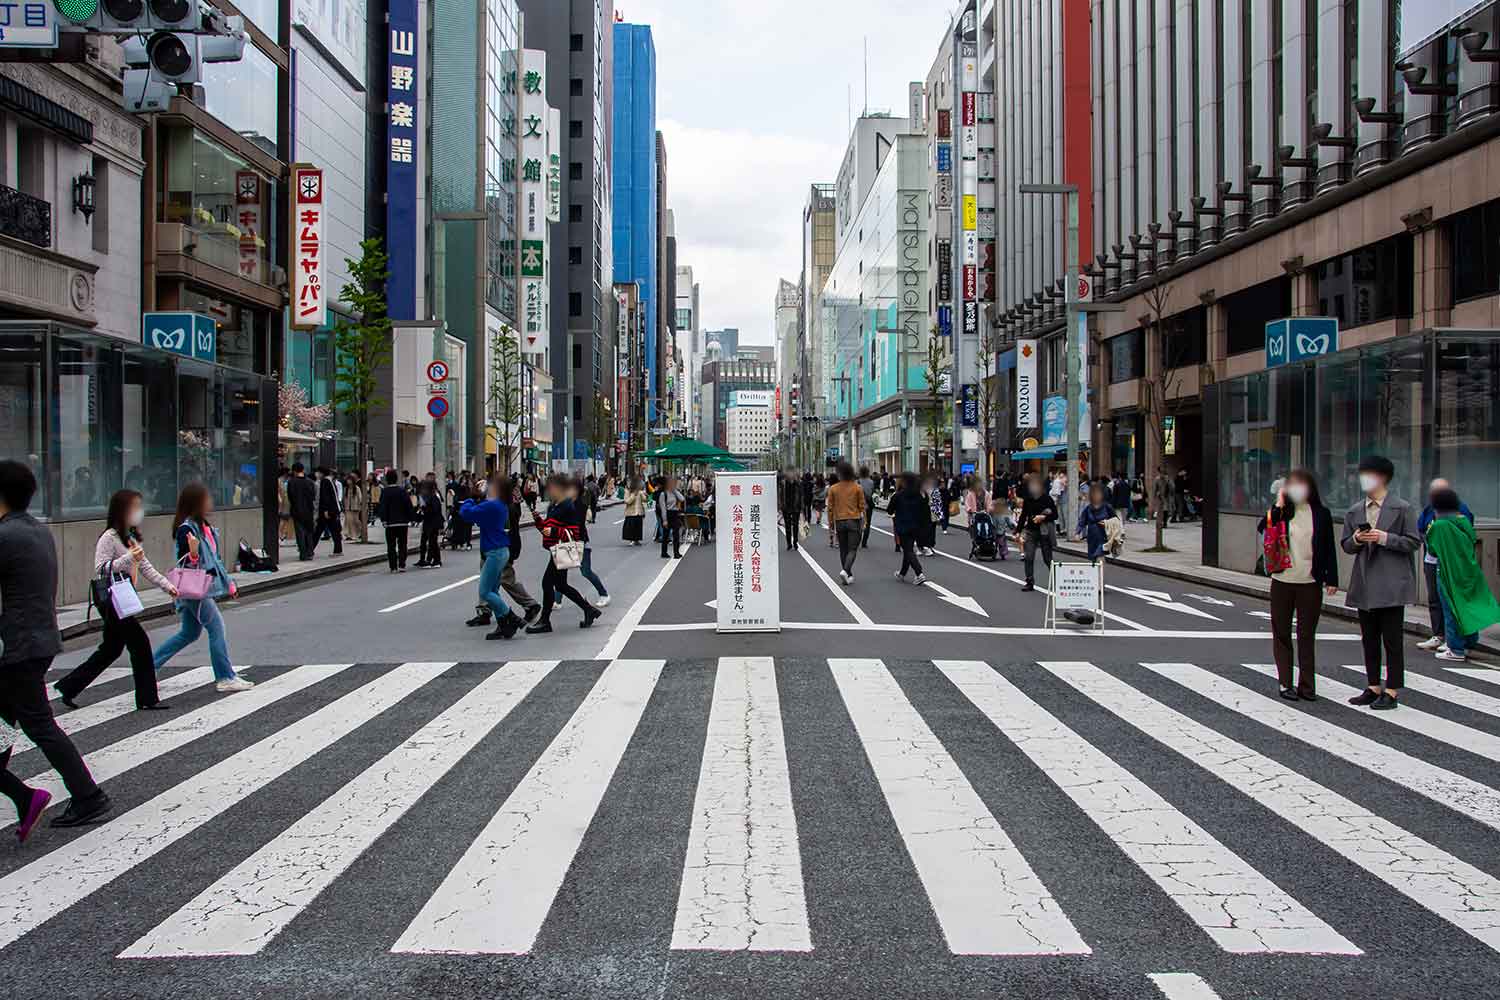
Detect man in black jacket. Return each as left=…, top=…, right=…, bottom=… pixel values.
left=374, top=469, right=415, bottom=572
left=1018, top=473, right=1059, bottom=592
left=316, top=467, right=343, bottom=556
left=286, top=463, right=317, bottom=561
left=780, top=470, right=804, bottom=550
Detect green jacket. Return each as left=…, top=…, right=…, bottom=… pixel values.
left=1427, top=515, right=1500, bottom=636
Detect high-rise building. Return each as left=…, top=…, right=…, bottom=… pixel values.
left=675, top=264, right=701, bottom=436
left=704, top=327, right=739, bottom=363
left=798, top=183, right=836, bottom=437
left=700, top=357, right=776, bottom=451
left=612, top=22, right=658, bottom=424
left=774, top=279, right=801, bottom=438
left=664, top=205, right=679, bottom=428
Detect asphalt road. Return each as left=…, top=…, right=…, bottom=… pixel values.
left=11, top=513, right=1499, bottom=1000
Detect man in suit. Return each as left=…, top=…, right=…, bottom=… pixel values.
left=1342, top=455, right=1422, bottom=710
left=316, top=467, right=343, bottom=556
left=286, top=463, right=317, bottom=561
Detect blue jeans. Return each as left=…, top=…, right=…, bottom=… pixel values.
left=478, top=547, right=513, bottom=620
left=556, top=546, right=607, bottom=602
left=153, top=597, right=236, bottom=682
left=1437, top=569, right=1479, bottom=654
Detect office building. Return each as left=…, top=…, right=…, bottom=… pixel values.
left=675, top=264, right=701, bottom=436
left=725, top=399, right=774, bottom=457
left=797, top=182, right=836, bottom=454
left=612, top=22, right=658, bottom=424
left=774, top=278, right=800, bottom=438
left=700, top=356, right=776, bottom=451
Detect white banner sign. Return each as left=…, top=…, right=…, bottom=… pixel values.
left=716, top=472, right=781, bottom=633
left=291, top=165, right=325, bottom=330
left=1016, top=338, right=1038, bottom=430
left=1052, top=562, right=1101, bottom=610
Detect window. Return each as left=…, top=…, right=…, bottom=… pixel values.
left=91, top=156, right=109, bottom=254
left=1223, top=276, right=1293, bottom=355
left=573, top=394, right=583, bottom=420
left=569, top=292, right=583, bottom=316
left=1314, top=233, right=1413, bottom=329
left=568, top=245, right=583, bottom=265
left=569, top=161, right=583, bottom=181
left=158, top=127, right=276, bottom=286
left=1450, top=198, right=1500, bottom=302
left=569, top=119, right=583, bottom=138
left=198, top=42, right=280, bottom=152
left=570, top=77, right=583, bottom=96
left=1108, top=330, right=1144, bottom=383
left=1162, top=306, right=1208, bottom=369
left=573, top=343, right=583, bottom=369
left=569, top=203, right=583, bottom=223
left=570, top=33, right=583, bottom=51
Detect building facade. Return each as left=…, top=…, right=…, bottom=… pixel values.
left=795, top=182, right=835, bottom=464
left=774, top=278, right=799, bottom=440
left=700, top=356, right=775, bottom=452
left=674, top=263, right=700, bottom=437
left=611, top=22, right=658, bottom=425
left=725, top=401, right=773, bottom=458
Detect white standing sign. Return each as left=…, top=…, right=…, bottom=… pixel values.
left=1015, top=338, right=1038, bottom=430
left=1046, top=561, right=1105, bottom=632
left=715, top=472, right=781, bottom=633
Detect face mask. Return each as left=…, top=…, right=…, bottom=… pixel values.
left=1285, top=484, right=1309, bottom=504
left=127, top=508, right=144, bottom=528
left=1359, top=473, right=1381, bottom=494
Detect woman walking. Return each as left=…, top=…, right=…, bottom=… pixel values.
left=1076, top=482, right=1117, bottom=563
left=460, top=475, right=523, bottom=640
left=416, top=480, right=445, bottom=568
left=657, top=476, right=685, bottom=559
left=921, top=475, right=943, bottom=556
left=152, top=483, right=253, bottom=693
left=887, top=472, right=931, bottom=585
left=811, top=474, right=828, bottom=529
left=526, top=475, right=602, bottom=633
left=55, top=490, right=178, bottom=710
left=827, top=462, right=866, bottom=585
left=1425, top=487, right=1500, bottom=663
left=1262, top=470, right=1339, bottom=700
left=622, top=477, right=647, bottom=545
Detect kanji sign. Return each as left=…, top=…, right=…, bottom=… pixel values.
left=234, top=171, right=261, bottom=282
left=521, top=240, right=545, bottom=277
left=386, top=0, right=419, bottom=320
left=0, top=1, right=57, bottom=48
left=290, top=165, right=325, bottom=330
left=715, top=473, right=781, bottom=633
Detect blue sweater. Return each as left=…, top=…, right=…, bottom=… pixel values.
left=459, top=498, right=511, bottom=553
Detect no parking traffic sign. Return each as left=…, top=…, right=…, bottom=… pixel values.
left=427, top=396, right=450, bottom=419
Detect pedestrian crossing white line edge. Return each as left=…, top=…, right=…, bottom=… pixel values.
left=121, top=660, right=561, bottom=958
left=936, top=660, right=1358, bottom=955
left=1335, top=663, right=1500, bottom=719
left=671, top=656, right=811, bottom=952
left=1149, top=972, right=1225, bottom=1000
left=45, top=666, right=130, bottom=700
left=628, top=621, right=1362, bottom=640
left=779, top=525, right=874, bottom=627
left=598, top=544, right=692, bottom=659
left=829, top=657, right=1090, bottom=955
left=13, top=667, right=218, bottom=758
left=378, top=575, right=482, bottom=613
left=1446, top=666, right=1500, bottom=687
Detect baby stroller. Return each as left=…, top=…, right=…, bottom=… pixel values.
left=969, top=511, right=1006, bottom=561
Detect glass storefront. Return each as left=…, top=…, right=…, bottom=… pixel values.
left=1216, top=331, right=1500, bottom=519
left=157, top=127, right=280, bottom=287
left=198, top=43, right=281, bottom=157
left=0, top=323, right=272, bottom=520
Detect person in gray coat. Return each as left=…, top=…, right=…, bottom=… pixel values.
left=1341, top=455, right=1421, bottom=710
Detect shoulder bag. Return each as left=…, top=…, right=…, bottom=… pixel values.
left=1262, top=509, right=1293, bottom=575
left=90, top=559, right=144, bottom=622
left=168, top=553, right=213, bottom=600
left=552, top=539, right=585, bottom=570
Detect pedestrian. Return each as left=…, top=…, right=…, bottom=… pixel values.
left=277, top=466, right=292, bottom=543
left=375, top=469, right=415, bottom=572
left=1076, top=482, right=1117, bottom=563
left=1260, top=470, right=1339, bottom=701
left=857, top=466, right=876, bottom=548
left=780, top=469, right=803, bottom=550
left=1425, top=487, right=1500, bottom=663
left=657, top=475, right=685, bottom=559
left=827, top=462, right=866, bottom=585
left=416, top=480, right=445, bottom=567
left=1019, top=473, right=1059, bottom=592
left=459, top=475, right=524, bottom=640
left=527, top=475, right=602, bottom=633
left=569, top=477, right=611, bottom=607
left=0, top=460, right=113, bottom=832
left=152, top=482, right=253, bottom=693
left=55, top=490, right=179, bottom=711
left=1341, top=455, right=1421, bottom=710
left=316, top=467, right=343, bottom=556
left=801, top=471, right=814, bottom=526
left=622, top=477, right=647, bottom=545
left=887, top=472, right=931, bottom=585
left=287, top=462, right=317, bottom=561
left=1417, top=477, right=1473, bottom=651
left=922, top=474, right=943, bottom=556
left=811, top=474, right=828, bottom=528
left=466, top=479, right=543, bottom=630
left=583, top=474, right=601, bottom=524
left=939, top=476, right=954, bottom=535
left=345, top=473, right=369, bottom=544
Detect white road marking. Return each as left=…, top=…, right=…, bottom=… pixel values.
left=921, top=579, right=988, bottom=617
left=1240, top=662, right=1500, bottom=763
left=122, top=660, right=559, bottom=958
left=12, top=667, right=216, bottom=757
left=1042, top=660, right=1500, bottom=954
left=1110, top=585, right=1222, bottom=622
left=704, top=599, right=717, bottom=609
left=780, top=526, right=873, bottom=626
left=937, top=660, right=1356, bottom=954
left=597, top=545, right=692, bottom=660
left=628, top=621, right=1360, bottom=640
left=672, top=657, right=809, bottom=952
left=393, top=658, right=665, bottom=954
left=1147, top=663, right=1500, bottom=834
left=46, top=667, right=130, bottom=700
left=1338, top=663, right=1500, bottom=720
left=1149, top=972, right=1225, bottom=1000
left=3, top=663, right=356, bottom=829
left=1184, top=593, right=1234, bottom=607
left=612, top=517, right=625, bottom=525
left=828, top=658, right=1088, bottom=955
left=0, top=662, right=454, bottom=950
left=378, top=575, right=481, bottom=613
left=1446, top=667, right=1500, bottom=688
left=1247, top=611, right=1273, bottom=620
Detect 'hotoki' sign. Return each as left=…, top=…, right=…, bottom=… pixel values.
left=1265, top=317, right=1339, bottom=368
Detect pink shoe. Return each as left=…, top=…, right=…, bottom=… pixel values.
left=16, top=788, right=50, bottom=845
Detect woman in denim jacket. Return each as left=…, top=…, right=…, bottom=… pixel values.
left=152, top=483, right=253, bottom=693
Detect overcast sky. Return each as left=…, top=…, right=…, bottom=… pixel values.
left=617, top=1, right=956, bottom=345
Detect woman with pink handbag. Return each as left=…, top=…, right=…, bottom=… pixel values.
left=151, top=483, right=253, bottom=693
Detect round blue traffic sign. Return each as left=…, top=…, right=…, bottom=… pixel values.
left=427, top=396, right=450, bottom=419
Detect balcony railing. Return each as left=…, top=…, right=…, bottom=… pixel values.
left=0, top=184, right=51, bottom=249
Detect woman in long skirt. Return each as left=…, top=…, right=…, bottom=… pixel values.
left=621, top=477, right=647, bottom=545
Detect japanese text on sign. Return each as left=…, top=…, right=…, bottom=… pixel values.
left=291, top=166, right=325, bottom=329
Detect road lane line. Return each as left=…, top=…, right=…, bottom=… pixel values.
left=378, top=575, right=481, bottom=613
left=0, top=662, right=455, bottom=951
left=672, top=657, right=810, bottom=952
left=1149, top=973, right=1225, bottom=1000
left=597, top=543, right=692, bottom=659
left=828, top=657, right=1089, bottom=955
left=393, top=658, right=665, bottom=954
left=4, top=663, right=357, bottom=829
left=11, top=668, right=216, bottom=758
left=1042, top=660, right=1500, bottom=954
left=937, top=660, right=1356, bottom=954
left=1144, top=663, right=1500, bottom=834
left=627, top=621, right=1361, bottom=640
left=779, top=526, right=873, bottom=626
left=122, top=660, right=560, bottom=958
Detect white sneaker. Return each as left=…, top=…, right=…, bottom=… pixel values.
left=1438, top=644, right=1450, bottom=654
left=215, top=677, right=255, bottom=693
left=1417, top=636, right=1444, bottom=650
left=1435, top=649, right=1468, bottom=662
left=595, top=595, right=612, bottom=608
left=914, top=574, right=929, bottom=586
left=838, top=570, right=849, bottom=585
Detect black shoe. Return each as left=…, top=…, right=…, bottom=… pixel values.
left=523, top=605, right=543, bottom=625
left=138, top=702, right=172, bottom=711
left=486, top=623, right=512, bottom=640
left=673, top=551, right=682, bottom=559
left=1298, top=690, right=1319, bottom=702
left=1372, top=692, right=1399, bottom=711
left=525, top=620, right=553, bottom=635
left=1021, top=582, right=1035, bottom=592
left=50, top=791, right=112, bottom=828
left=415, top=560, right=429, bottom=568
left=1279, top=687, right=1300, bottom=701
left=466, top=612, right=492, bottom=628
left=581, top=608, right=602, bottom=628
left=1348, top=688, right=1381, bottom=706
left=53, top=684, right=78, bottom=710
left=501, top=613, right=524, bottom=638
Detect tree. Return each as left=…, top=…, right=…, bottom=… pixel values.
left=332, top=237, right=393, bottom=468
left=1138, top=281, right=1213, bottom=551
left=923, top=332, right=951, bottom=473
left=584, top=394, right=615, bottom=471
left=487, top=324, right=525, bottom=474
left=277, top=379, right=331, bottom=434
left=974, top=322, right=1002, bottom=481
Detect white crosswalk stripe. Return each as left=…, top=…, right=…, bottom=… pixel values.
left=1149, top=972, right=1225, bottom=1000
left=1337, top=662, right=1500, bottom=719
left=13, top=667, right=218, bottom=758
left=1446, top=667, right=1500, bottom=688
left=829, top=657, right=1089, bottom=955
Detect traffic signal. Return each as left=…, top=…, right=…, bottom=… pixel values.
left=55, top=0, right=199, bottom=32
left=121, top=16, right=243, bottom=84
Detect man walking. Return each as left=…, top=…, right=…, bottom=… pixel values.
left=780, top=469, right=804, bottom=551
left=657, top=476, right=685, bottom=559
left=375, top=469, right=415, bottom=572
left=0, top=460, right=112, bottom=831
left=857, top=466, right=876, bottom=548
left=287, top=462, right=317, bottom=561
left=317, top=467, right=343, bottom=556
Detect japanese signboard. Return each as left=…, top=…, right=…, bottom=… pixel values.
left=908, top=81, right=924, bottom=130
left=234, top=171, right=261, bottom=282
left=964, top=300, right=978, bottom=335
left=963, top=264, right=977, bottom=301
left=1052, top=562, right=1102, bottom=611
left=1016, top=339, right=1038, bottom=429
left=385, top=0, right=419, bottom=320
left=521, top=240, right=545, bottom=277
left=935, top=173, right=953, bottom=210
left=936, top=142, right=951, bottom=174
left=936, top=108, right=951, bottom=139
left=143, top=312, right=216, bottom=364
left=290, top=165, right=325, bottom=330
left=962, top=92, right=976, bottom=127
left=961, top=384, right=978, bottom=427
left=519, top=48, right=552, bottom=357
left=0, top=1, right=56, bottom=48
left=715, top=472, right=781, bottom=633
left=962, top=195, right=977, bottom=231
left=936, top=239, right=952, bottom=302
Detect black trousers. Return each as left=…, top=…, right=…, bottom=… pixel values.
left=0, top=657, right=100, bottom=802
left=1424, top=560, right=1444, bottom=636
left=784, top=512, right=800, bottom=550
left=1358, top=606, right=1406, bottom=690
left=861, top=507, right=873, bottom=548
left=385, top=525, right=409, bottom=570
left=419, top=522, right=443, bottom=565
left=1022, top=527, right=1054, bottom=584
left=293, top=517, right=317, bottom=560
left=1270, top=579, right=1322, bottom=694
left=319, top=515, right=343, bottom=554
left=897, top=533, right=924, bottom=577
left=836, top=519, right=862, bottom=575
left=541, top=560, right=591, bottom=621
left=0, top=747, right=34, bottom=817
left=660, top=513, right=682, bottom=557
left=58, top=615, right=161, bottom=708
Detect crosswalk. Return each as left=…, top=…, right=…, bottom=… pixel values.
left=12, top=657, right=1500, bottom=995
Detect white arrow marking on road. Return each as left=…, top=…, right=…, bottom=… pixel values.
left=1183, top=593, right=1234, bottom=607
left=920, top=579, right=988, bottom=617
left=705, top=599, right=717, bottom=609
left=1247, top=610, right=1273, bottom=620
left=1109, top=585, right=1221, bottom=621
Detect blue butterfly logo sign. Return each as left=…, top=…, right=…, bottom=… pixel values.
left=1266, top=317, right=1338, bottom=368
left=142, top=313, right=217, bottom=364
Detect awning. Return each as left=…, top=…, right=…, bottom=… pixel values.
left=1009, top=444, right=1091, bottom=460
left=277, top=427, right=319, bottom=445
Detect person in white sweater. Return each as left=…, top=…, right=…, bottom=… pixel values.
left=54, top=490, right=178, bottom=711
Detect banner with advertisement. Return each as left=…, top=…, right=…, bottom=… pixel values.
left=715, top=472, right=781, bottom=633
left=1016, top=339, right=1038, bottom=429
left=385, top=0, right=419, bottom=320
left=290, top=165, right=325, bottom=330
